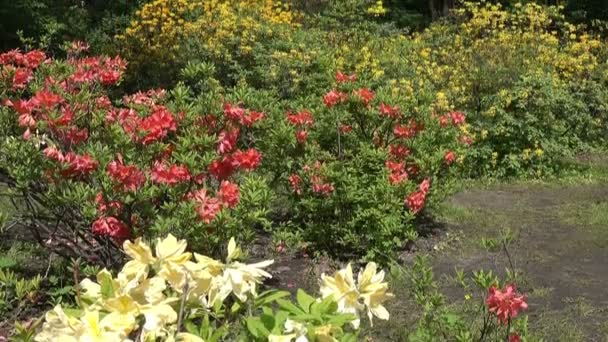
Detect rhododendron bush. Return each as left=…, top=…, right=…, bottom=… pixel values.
left=0, top=47, right=271, bottom=265
left=35, top=234, right=392, bottom=341
left=260, top=72, right=466, bottom=261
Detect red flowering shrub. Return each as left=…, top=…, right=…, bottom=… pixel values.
left=259, top=71, right=466, bottom=260
left=486, top=284, right=528, bottom=325
left=0, top=48, right=271, bottom=265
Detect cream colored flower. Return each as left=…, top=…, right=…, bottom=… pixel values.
left=121, top=237, right=156, bottom=280
left=319, top=264, right=362, bottom=328
left=102, top=294, right=140, bottom=333
left=357, top=262, right=393, bottom=325
left=176, top=332, right=206, bottom=342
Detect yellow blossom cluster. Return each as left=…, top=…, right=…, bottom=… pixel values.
left=117, top=0, right=299, bottom=63
left=34, top=234, right=392, bottom=341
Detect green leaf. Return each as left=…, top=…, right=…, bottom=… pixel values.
left=255, top=290, right=291, bottom=307
left=296, top=289, right=316, bottom=313
left=276, top=298, right=306, bottom=315
left=245, top=317, right=270, bottom=339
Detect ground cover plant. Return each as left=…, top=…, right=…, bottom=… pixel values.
left=0, top=0, right=608, bottom=340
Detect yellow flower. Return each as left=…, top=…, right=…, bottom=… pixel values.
left=176, top=333, right=206, bottom=342
left=320, top=264, right=362, bottom=328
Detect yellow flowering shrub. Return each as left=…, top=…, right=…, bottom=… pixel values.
left=34, top=234, right=392, bottom=341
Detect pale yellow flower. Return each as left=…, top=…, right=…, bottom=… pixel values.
left=320, top=264, right=362, bottom=328
left=177, top=332, right=206, bottom=342
left=357, top=262, right=393, bottom=325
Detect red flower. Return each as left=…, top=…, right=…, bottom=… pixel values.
left=509, top=334, right=521, bottom=342
left=379, top=103, right=401, bottom=119
left=12, top=68, right=32, bottom=89
left=460, top=135, right=473, bottom=146
left=449, top=111, right=466, bottom=126
left=232, top=149, right=262, bottom=171
left=239, top=110, right=265, bottom=127
left=191, top=188, right=223, bottom=224
left=43, top=146, right=64, bottom=162
left=486, top=284, right=528, bottom=325
left=208, top=156, right=236, bottom=180
left=323, top=90, right=348, bottom=108
left=444, top=151, right=455, bottom=165
left=353, top=88, right=375, bottom=105
left=288, top=174, right=302, bottom=195
left=95, top=192, right=122, bottom=214
left=335, top=71, right=356, bottom=83
left=61, top=153, right=98, bottom=178
left=100, top=69, right=121, bottom=85
left=296, top=130, right=308, bottom=144
left=439, top=115, right=449, bottom=127
left=217, top=128, right=240, bottom=154
left=18, top=113, right=36, bottom=128
left=223, top=103, right=246, bottom=122
left=386, top=161, right=408, bottom=185
left=339, top=124, right=353, bottom=133
left=139, top=106, right=177, bottom=144
left=107, top=159, right=146, bottom=192
left=0, top=49, right=23, bottom=65
left=96, top=96, right=112, bottom=109
left=218, top=180, right=240, bottom=208
left=286, top=111, right=314, bottom=126
left=388, top=144, right=411, bottom=159
left=23, top=50, right=46, bottom=68
left=311, top=175, right=334, bottom=195
left=6, top=99, right=35, bottom=116
left=92, top=216, right=129, bottom=239
left=32, top=90, right=62, bottom=110
left=419, top=178, right=431, bottom=194
left=385, top=160, right=405, bottom=173
left=393, top=124, right=417, bottom=139
left=405, top=191, right=426, bottom=214
left=151, top=161, right=191, bottom=185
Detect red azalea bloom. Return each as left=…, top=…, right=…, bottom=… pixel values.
left=32, top=90, right=62, bottom=110
left=296, top=130, right=308, bottom=144
left=217, top=128, right=240, bottom=154
left=240, top=110, right=265, bottom=127
left=61, top=127, right=89, bottom=146
left=61, top=152, right=98, bottom=178
left=335, top=71, right=356, bottom=83
left=353, top=88, right=375, bottom=105
left=150, top=161, right=191, bottom=185
left=286, top=111, right=314, bottom=126
left=339, top=124, right=353, bottom=133
left=385, top=160, right=405, bottom=173
left=444, top=151, right=456, bottom=165
left=191, top=188, right=223, bottom=223
left=218, top=180, right=240, bottom=208
left=223, top=103, right=246, bottom=122
left=389, top=171, right=408, bottom=185
left=43, top=146, right=64, bottom=162
left=486, top=284, right=528, bottom=325
left=379, top=103, right=401, bottom=119
left=460, top=135, right=474, bottom=146
left=405, top=191, right=426, bottom=214
left=393, top=124, right=417, bottom=139
left=311, top=175, right=334, bottom=195
left=12, top=68, right=32, bottom=89
left=449, top=111, right=466, bottom=126
left=139, top=105, right=177, bottom=144
left=96, top=96, right=112, bottom=109
left=100, top=69, right=121, bottom=85
left=323, top=90, right=348, bottom=108
left=107, top=159, right=146, bottom=192
left=95, top=192, right=122, bottom=214
left=232, top=149, right=262, bottom=171
left=7, top=99, right=35, bottom=116
left=509, top=334, right=521, bottom=342
left=439, top=115, right=449, bottom=128
left=419, top=177, right=431, bottom=194
left=288, top=174, right=302, bottom=195
left=388, top=144, right=411, bottom=159
left=23, top=50, right=46, bottom=68
left=18, top=113, right=36, bottom=128
left=0, top=49, right=23, bottom=65
left=208, top=156, right=236, bottom=180
left=92, top=216, right=129, bottom=239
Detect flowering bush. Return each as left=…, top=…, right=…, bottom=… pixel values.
left=0, top=47, right=271, bottom=265
left=260, top=72, right=466, bottom=261
left=34, top=234, right=392, bottom=341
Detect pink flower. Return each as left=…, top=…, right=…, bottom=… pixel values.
left=439, top=115, right=449, bottom=127
left=388, top=144, right=410, bottom=159
left=311, top=175, right=334, bottom=195
left=12, top=68, right=32, bottom=89
left=509, top=334, right=521, bottom=342
left=218, top=181, right=240, bottom=208
left=296, top=130, right=308, bottom=144
left=150, top=162, right=191, bottom=185
left=323, top=90, right=348, bottom=108
left=92, top=216, right=129, bottom=239
left=23, top=50, right=46, bottom=68
left=486, top=284, right=528, bottom=325
left=61, top=153, right=98, bottom=178
left=32, top=90, right=62, bottom=110
left=223, top=103, right=246, bottom=122
left=339, top=124, right=353, bottom=133
left=444, top=151, right=455, bottom=165
left=217, top=128, right=240, bottom=154
left=190, top=188, right=223, bottom=223
left=43, top=146, right=64, bottom=162
left=240, top=110, right=265, bottom=127
left=449, top=111, right=466, bottom=126
left=232, top=149, right=262, bottom=171
left=419, top=178, right=430, bottom=194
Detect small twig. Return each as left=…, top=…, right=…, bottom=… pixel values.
left=502, top=240, right=516, bottom=284
left=43, top=253, right=54, bottom=279
left=176, top=272, right=190, bottom=333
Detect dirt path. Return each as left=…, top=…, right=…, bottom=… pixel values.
left=429, top=181, right=608, bottom=341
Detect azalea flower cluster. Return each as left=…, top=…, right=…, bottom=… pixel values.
left=35, top=234, right=274, bottom=341
left=35, top=234, right=392, bottom=341
left=486, top=284, right=528, bottom=325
